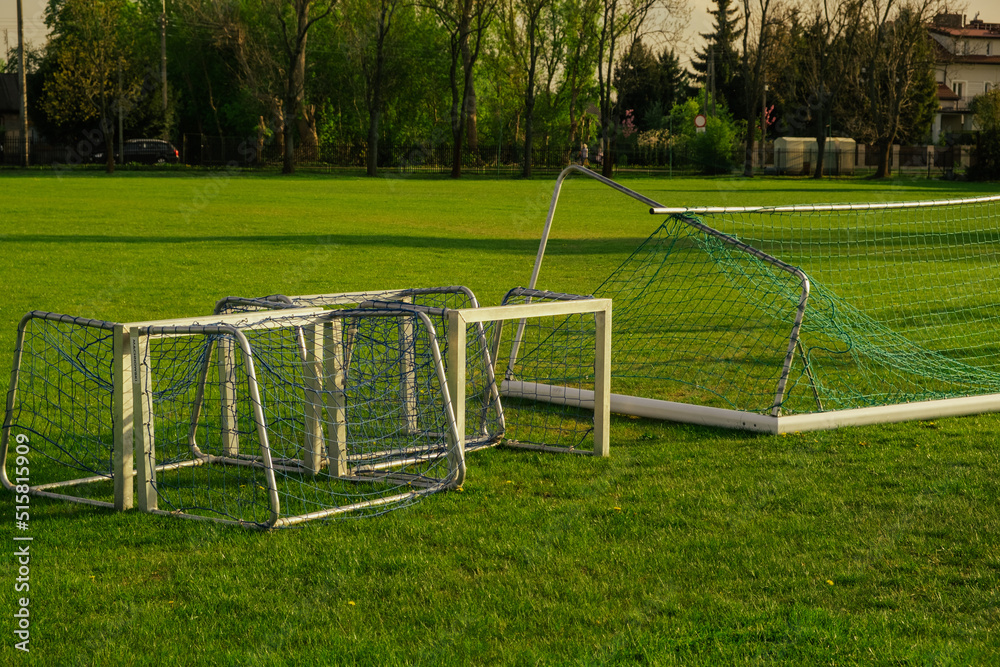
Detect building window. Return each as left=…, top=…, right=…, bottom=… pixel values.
left=953, top=81, right=965, bottom=98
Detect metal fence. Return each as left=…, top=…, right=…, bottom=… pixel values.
left=0, top=134, right=972, bottom=178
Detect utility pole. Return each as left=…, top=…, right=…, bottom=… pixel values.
left=118, top=63, right=124, bottom=164
left=160, top=0, right=168, bottom=139
left=16, top=0, right=29, bottom=166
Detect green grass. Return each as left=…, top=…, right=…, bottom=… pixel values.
left=2, top=171, right=1000, bottom=665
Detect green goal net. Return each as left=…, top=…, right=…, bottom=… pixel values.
left=526, top=166, right=1000, bottom=432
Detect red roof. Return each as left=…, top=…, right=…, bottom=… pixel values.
left=937, top=83, right=960, bottom=101
left=930, top=26, right=1000, bottom=38
left=929, top=17, right=1000, bottom=37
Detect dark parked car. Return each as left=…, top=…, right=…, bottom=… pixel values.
left=94, top=139, right=180, bottom=165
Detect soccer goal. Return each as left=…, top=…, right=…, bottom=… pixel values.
left=523, top=165, right=1000, bottom=433
left=215, top=286, right=613, bottom=456
left=214, top=286, right=505, bottom=452
left=127, top=307, right=464, bottom=527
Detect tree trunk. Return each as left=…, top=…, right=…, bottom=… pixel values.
left=743, top=134, right=755, bottom=177
left=522, top=38, right=538, bottom=178
left=104, top=118, right=115, bottom=174
left=601, top=119, right=613, bottom=178
left=875, top=141, right=892, bottom=178
left=565, top=33, right=584, bottom=152
left=367, top=108, right=380, bottom=177
left=523, top=107, right=534, bottom=177
left=283, top=3, right=310, bottom=175
left=282, top=95, right=296, bottom=174
left=461, top=39, right=478, bottom=153
left=297, top=104, right=319, bottom=161
left=449, top=42, right=465, bottom=179
left=366, top=23, right=387, bottom=177
left=813, top=131, right=826, bottom=179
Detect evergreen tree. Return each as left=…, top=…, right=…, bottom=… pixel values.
left=614, top=39, right=658, bottom=131
left=691, top=0, right=742, bottom=109
left=615, top=40, right=689, bottom=132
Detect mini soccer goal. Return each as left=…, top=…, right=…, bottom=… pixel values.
left=216, top=286, right=612, bottom=455
left=129, top=307, right=464, bottom=527
left=1, top=307, right=464, bottom=526
left=524, top=165, right=1000, bottom=433
left=2, top=290, right=611, bottom=527
left=213, top=286, right=505, bottom=452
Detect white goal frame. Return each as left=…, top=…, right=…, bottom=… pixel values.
left=527, top=165, right=1000, bottom=434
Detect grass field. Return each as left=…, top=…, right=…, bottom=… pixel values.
left=2, top=171, right=1000, bottom=665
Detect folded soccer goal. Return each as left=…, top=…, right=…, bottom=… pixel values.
left=526, top=165, right=1000, bottom=433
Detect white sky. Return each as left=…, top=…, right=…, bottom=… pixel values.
left=1, top=0, right=997, bottom=70
left=0, top=0, right=46, bottom=54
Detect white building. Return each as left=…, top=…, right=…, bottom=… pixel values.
left=928, top=14, right=1000, bottom=143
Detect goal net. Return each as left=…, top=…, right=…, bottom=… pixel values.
left=1, top=312, right=125, bottom=508
left=498, top=288, right=606, bottom=453
left=526, top=166, right=1000, bottom=433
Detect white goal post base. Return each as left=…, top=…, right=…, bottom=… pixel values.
left=503, top=381, right=1000, bottom=434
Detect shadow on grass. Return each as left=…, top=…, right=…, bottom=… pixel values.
left=0, top=234, right=653, bottom=255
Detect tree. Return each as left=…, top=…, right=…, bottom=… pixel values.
left=855, top=0, right=941, bottom=178
left=181, top=0, right=337, bottom=174
left=594, top=0, right=686, bottom=178
left=560, top=0, right=600, bottom=149
left=691, top=0, right=742, bottom=110
left=499, top=0, right=553, bottom=177
left=424, top=0, right=499, bottom=178
left=341, top=0, right=403, bottom=176
left=669, top=91, right=738, bottom=173
left=739, top=0, right=781, bottom=177
left=798, top=0, right=863, bottom=178
left=614, top=39, right=658, bottom=130
left=972, top=88, right=1000, bottom=133
left=656, top=49, right=691, bottom=114
left=168, top=2, right=240, bottom=138
left=271, top=0, right=338, bottom=173
left=41, top=0, right=146, bottom=173
left=615, top=40, right=688, bottom=132
left=969, top=88, right=1000, bottom=180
